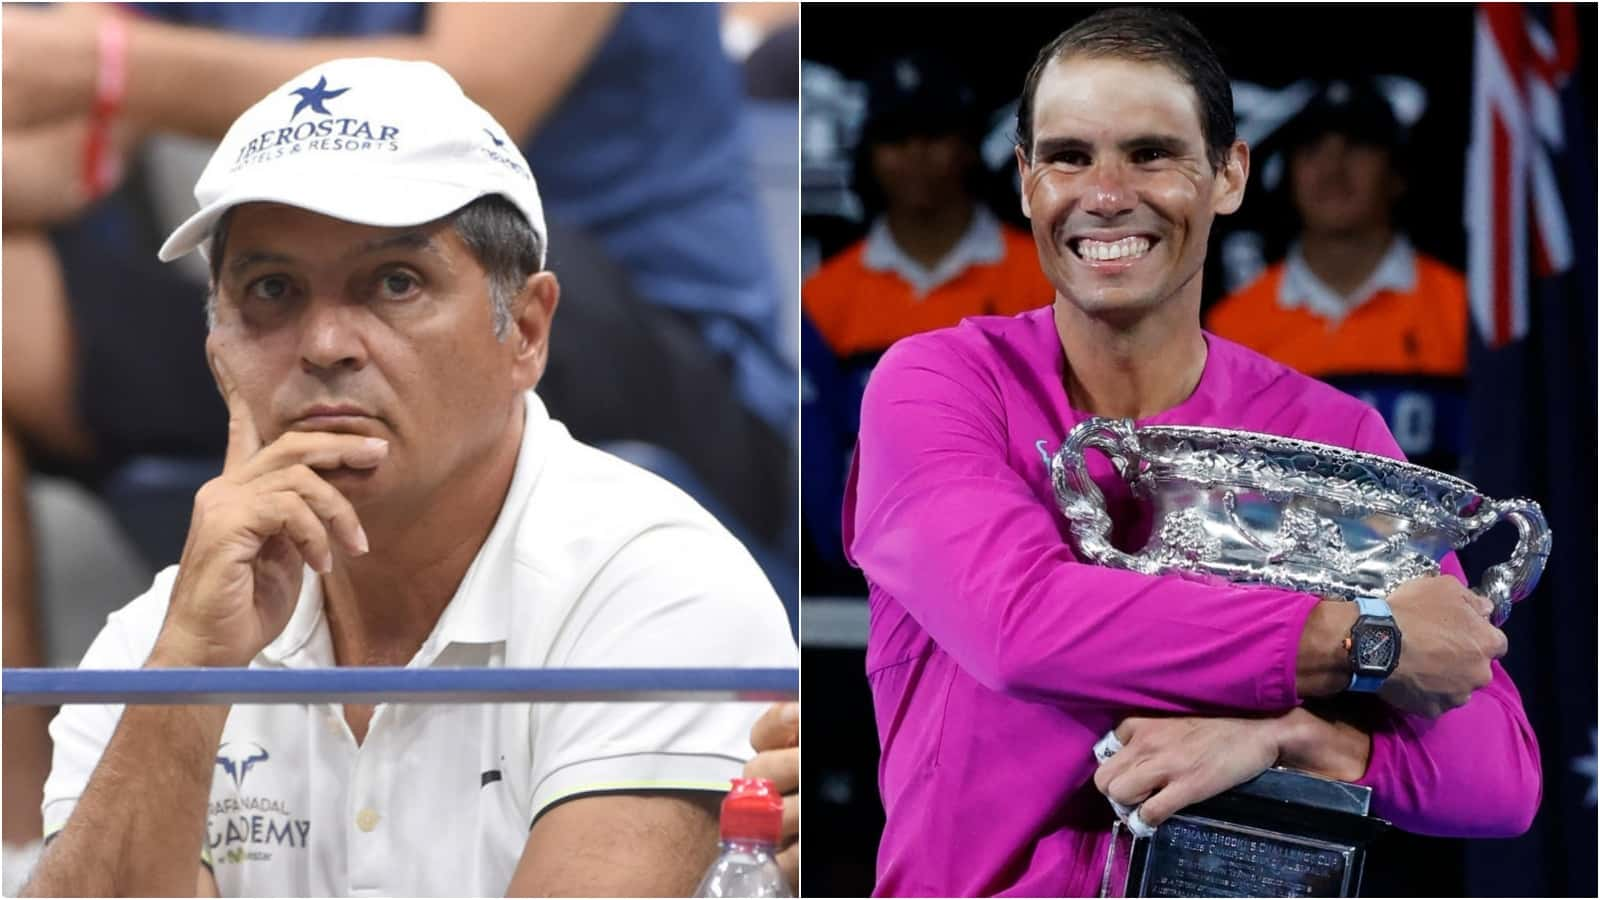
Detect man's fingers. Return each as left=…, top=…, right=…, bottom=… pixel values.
left=257, top=531, right=307, bottom=576
left=209, top=353, right=262, bottom=472
left=742, top=747, right=798, bottom=794
left=1486, top=626, right=1509, bottom=660
left=1462, top=590, right=1494, bottom=619
left=750, top=701, right=799, bottom=752
left=1098, top=758, right=1162, bottom=810
left=778, top=790, right=798, bottom=842
left=238, top=432, right=389, bottom=482
left=1113, top=717, right=1148, bottom=746
left=251, top=465, right=369, bottom=556
left=1135, top=777, right=1206, bottom=831
left=1102, top=772, right=1158, bottom=811
left=775, top=844, right=798, bottom=893
left=1093, top=730, right=1123, bottom=764
left=262, top=491, right=334, bottom=574
left=1092, top=747, right=1128, bottom=796
left=1092, top=734, right=1148, bottom=797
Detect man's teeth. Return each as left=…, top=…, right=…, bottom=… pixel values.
left=1076, top=236, right=1152, bottom=261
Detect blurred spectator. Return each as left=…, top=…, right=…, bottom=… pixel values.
left=723, top=1, right=798, bottom=86
left=803, top=52, right=1051, bottom=364
left=739, top=21, right=798, bottom=103
left=2, top=6, right=147, bottom=872
left=1207, top=77, right=1469, bottom=472
left=800, top=52, right=1050, bottom=591
left=1, top=2, right=794, bottom=881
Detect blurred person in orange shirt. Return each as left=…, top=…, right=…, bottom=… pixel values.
left=804, top=52, right=1052, bottom=366
left=1207, top=78, right=1469, bottom=471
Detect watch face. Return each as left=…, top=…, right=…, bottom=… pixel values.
left=1355, top=625, right=1397, bottom=672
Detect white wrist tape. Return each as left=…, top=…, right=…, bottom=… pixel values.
left=1092, top=730, right=1124, bottom=764
left=1126, top=807, right=1157, bottom=839
left=1092, top=731, right=1138, bottom=823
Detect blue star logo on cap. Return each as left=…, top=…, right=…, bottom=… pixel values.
left=289, top=75, right=349, bottom=120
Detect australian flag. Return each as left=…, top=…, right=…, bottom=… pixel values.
left=1461, top=4, right=1595, bottom=895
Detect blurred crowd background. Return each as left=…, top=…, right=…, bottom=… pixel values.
left=0, top=2, right=797, bottom=888
left=798, top=4, right=1595, bottom=897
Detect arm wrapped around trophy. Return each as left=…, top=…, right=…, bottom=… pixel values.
left=1055, top=416, right=1549, bottom=897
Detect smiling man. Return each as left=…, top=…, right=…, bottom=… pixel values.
left=24, top=58, right=796, bottom=898
left=845, top=8, right=1539, bottom=897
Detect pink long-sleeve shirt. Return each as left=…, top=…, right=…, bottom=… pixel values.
left=845, top=307, right=1541, bottom=897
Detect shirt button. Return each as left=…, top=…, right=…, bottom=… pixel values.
left=356, top=808, right=380, bottom=832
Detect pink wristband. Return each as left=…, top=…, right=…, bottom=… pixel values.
left=82, top=15, right=128, bottom=200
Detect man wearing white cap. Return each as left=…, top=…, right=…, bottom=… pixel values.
left=23, top=58, right=797, bottom=897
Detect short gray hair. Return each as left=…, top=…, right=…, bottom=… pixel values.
left=204, top=194, right=544, bottom=339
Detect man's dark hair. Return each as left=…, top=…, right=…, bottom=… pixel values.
left=1015, top=7, right=1236, bottom=172
left=206, top=194, right=544, bottom=339
left=451, top=195, right=545, bottom=337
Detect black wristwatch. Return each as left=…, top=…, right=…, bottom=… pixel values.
left=1345, top=595, right=1401, bottom=692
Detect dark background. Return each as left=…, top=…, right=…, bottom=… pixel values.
left=800, top=4, right=1597, bottom=898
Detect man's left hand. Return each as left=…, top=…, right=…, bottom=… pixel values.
left=1093, top=715, right=1282, bottom=830
left=743, top=702, right=798, bottom=888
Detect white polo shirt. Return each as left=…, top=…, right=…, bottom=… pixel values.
left=42, top=391, right=797, bottom=897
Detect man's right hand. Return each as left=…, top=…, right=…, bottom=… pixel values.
left=151, top=355, right=385, bottom=669
left=1378, top=575, right=1507, bottom=718
left=743, top=702, right=799, bottom=888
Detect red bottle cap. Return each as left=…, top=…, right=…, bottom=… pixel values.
left=720, top=777, right=784, bottom=843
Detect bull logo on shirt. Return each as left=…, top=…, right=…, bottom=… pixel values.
left=215, top=742, right=271, bottom=790
left=208, top=741, right=312, bottom=863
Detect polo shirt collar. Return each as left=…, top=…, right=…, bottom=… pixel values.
left=423, top=390, right=552, bottom=649
left=257, top=390, right=552, bottom=667
left=1278, top=235, right=1416, bottom=323
left=862, top=205, right=1004, bottom=298
left=258, top=571, right=327, bottom=667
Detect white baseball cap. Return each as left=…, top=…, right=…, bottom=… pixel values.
left=158, top=57, right=547, bottom=266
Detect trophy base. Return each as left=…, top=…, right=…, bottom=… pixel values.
left=1125, top=767, right=1390, bottom=897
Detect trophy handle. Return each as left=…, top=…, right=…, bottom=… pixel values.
left=1464, top=498, right=1551, bottom=626
left=1051, top=418, right=1158, bottom=575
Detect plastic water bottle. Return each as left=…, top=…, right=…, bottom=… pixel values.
left=693, top=777, right=793, bottom=898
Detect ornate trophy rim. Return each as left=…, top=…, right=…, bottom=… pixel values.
left=1124, top=423, right=1485, bottom=520
left=1051, top=417, right=1551, bottom=623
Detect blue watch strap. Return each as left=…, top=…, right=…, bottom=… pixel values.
left=1348, top=596, right=1395, bottom=692
left=1349, top=672, right=1386, bottom=692
left=1355, top=595, right=1392, bottom=619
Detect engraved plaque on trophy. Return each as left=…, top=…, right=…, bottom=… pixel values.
left=1125, top=768, right=1387, bottom=897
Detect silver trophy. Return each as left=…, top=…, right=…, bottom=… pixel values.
left=1051, top=417, right=1550, bottom=625
left=1051, top=417, right=1552, bottom=897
